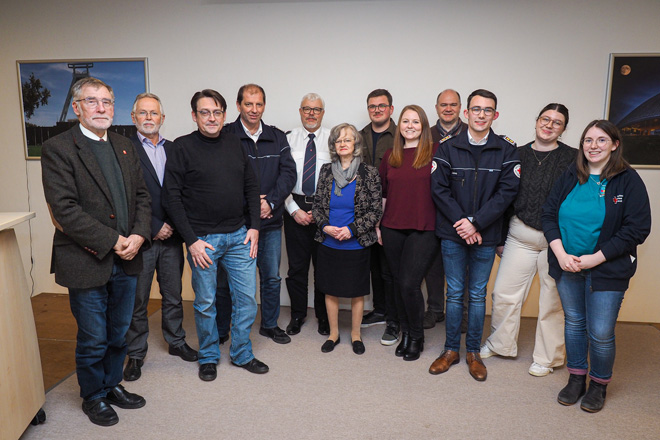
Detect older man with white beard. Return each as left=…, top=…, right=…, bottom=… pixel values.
left=123, top=93, right=197, bottom=383
left=283, top=93, right=332, bottom=336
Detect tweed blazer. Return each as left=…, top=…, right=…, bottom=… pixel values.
left=312, top=161, right=382, bottom=247
left=41, top=124, right=151, bottom=289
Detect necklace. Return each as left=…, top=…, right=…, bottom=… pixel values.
left=590, top=175, right=601, bottom=185
left=530, top=143, right=555, bottom=166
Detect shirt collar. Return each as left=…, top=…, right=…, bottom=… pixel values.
left=467, top=129, right=489, bottom=146
left=137, top=131, right=165, bottom=147
left=240, top=119, right=263, bottom=140
left=79, top=123, right=107, bottom=141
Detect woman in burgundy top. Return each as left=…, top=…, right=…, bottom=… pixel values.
left=378, top=105, right=440, bottom=360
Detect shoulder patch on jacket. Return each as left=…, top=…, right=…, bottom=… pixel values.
left=431, top=160, right=438, bottom=174
left=500, top=135, right=516, bottom=146
left=439, top=134, right=452, bottom=144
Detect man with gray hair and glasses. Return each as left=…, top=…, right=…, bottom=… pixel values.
left=123, top=93, right=197, bottom=384
left=283, top=93, right=332, bottom=336
left=41, top=77, right=151, bottom=426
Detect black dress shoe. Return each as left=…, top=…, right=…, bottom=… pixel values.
left=321, top=337, right=340, bottom=353
left=232, top=358, right=269, bottom=374
left=105, top=384, right=146, bottom=409
left=123, top=358, right=143, bottom=381
left=317, top=319, right=330, bottom=336
left=286, top=317, right=305, bottom=335
left=395, top=332, right=411, bottom=357
left=199, top=363, right=217, bottom=381
left=352, top=339, right=365, bottom=355
left=403, top=336, right=424, bottom=361
left=259, top=326, right=292, bottom=344
left=219, top=334, right=229, bottom=345
left=169, top=343, right=199, bottom=362
left=82, top=398, right=118, bottom=427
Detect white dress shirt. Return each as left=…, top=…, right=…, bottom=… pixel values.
left=284, top=126, right=331, bottom=215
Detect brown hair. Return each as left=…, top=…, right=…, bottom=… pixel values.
left=389, top=105, right=434, bottom=169
left=576, top=119, right=629, bottom=184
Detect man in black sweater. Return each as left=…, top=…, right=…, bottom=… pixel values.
left=163, top=89, right=268, bottom=381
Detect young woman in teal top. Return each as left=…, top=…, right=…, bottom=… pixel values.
left=542, top=120, right=651, bottom=413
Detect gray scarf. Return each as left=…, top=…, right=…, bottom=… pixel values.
left=331, top=156, right=361, bottom=196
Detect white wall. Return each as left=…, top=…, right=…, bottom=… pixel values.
left=1, top=0, right=659, bottom=321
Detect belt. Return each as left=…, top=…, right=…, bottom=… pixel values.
left=292, top=193, right=315, bottom=206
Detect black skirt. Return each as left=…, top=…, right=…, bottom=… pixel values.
left=316, top=244, right=371, bottom=298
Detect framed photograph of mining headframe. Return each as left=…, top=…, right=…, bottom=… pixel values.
left=605, top=53, right=660, bottom=168
left=17, top=58, right=148, bottom=159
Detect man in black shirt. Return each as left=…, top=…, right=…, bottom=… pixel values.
left=163, top=89, right=268, bottom=381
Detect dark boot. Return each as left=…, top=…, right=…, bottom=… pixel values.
left=403, top=336, right=424, bottom=361
left=557, top=374, right=587, bottom=406
left=580, top=381, right=607, bottom=413
left=395, top=332, right=410, bottom=357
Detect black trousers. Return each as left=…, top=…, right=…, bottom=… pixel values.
left=381, top=227, right=440, bottom=339
left=369, top=242, right=397, bottom=323
left=283, top=196, right=327, bottom=321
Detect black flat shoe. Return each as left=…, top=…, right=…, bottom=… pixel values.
left=82, top=398, right=118, bottom=427
left=352, top=339, right=365, bottom=355
left=232, top=358, right=269, bottom=374
left=199, top=363, right=217, bottom=381
left=259, top=326, right=292, bottom=344
left=123, top=358, right=143, bottom=381
left=321, top=337, right=340, bottom=353
left=105, top=384, right=146, bottom=409
left=169, top=343, right=199, bottom=362
left=318, top=319, right=330, bottom=336
left=286, top=317, right=305, bottom=335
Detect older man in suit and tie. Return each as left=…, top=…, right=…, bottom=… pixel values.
left=123, top=93, right=197, bottom=384
left=41, top=77, right=151, bottom=427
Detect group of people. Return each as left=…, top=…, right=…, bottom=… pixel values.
left=40, top=77, right=651, bottom=427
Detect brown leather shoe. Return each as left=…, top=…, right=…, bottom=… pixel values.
left=466, top=352, right=487, bottom=381
left=429, top=350, right=460, bottom=375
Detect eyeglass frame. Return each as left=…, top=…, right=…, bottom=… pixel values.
left=197, top=109, right=225, bottom=119
left=583, top=137, right=612, bottom=147
left=537, top=116, right=565, bottom=129
left=468, top=106, right=496, bottom=116
left=367, top=103, right=391, bottom=112
left=301, top=106, right=324, bottom=115
left=75, top=97, right=115, bottom=108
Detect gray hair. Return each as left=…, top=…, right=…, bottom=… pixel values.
left=328, top=123, right=362, bottom=162
left=71, top=77, right=114, bottom=101
left=300, top=92, right=325, bottom=108
left=132, top=92, right=164, bottom=115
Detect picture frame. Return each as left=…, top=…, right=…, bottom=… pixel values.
left=17, top=58, right=148, bottom=159
left=605, top=53, right=660, bottom=168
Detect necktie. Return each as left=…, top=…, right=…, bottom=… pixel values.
left=302, top=133, right=316, bottom=196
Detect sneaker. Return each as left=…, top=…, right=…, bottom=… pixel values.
left=361, top=310, right=386, bottom=328
left=528, top=362, right=554, bottom=377
left=479, top=344, right=496, bottom=359
left=380, top=322, right=400, bottom=346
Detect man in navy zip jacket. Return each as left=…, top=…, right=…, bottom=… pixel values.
left=428, top=89, right=520, bottom=382
left=216, top=84, right=297, bottom=345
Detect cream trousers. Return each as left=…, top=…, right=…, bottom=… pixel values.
left=485, top=216, right=565, bottom=367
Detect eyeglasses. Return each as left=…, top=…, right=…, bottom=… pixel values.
left=538, top=116, right=564, bottom=129
left=335, top=138, right=355, bottom=145
left=76, top=97, right=114, bottom=108
left=301, top=106, right=324, bottom=115
left=197, top=109, right=225, bottom=119
left=469, top=106, right=495, bottom=116
left=368, top=103, right=390, bottom=112
left=583, top=137, right=611, bottom=147
left=438, top=103, right=459, bottom=109
left=136, top=110, right=161, bottom=118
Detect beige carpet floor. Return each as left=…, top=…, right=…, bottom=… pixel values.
left=21, top=302, right=660, bottom=439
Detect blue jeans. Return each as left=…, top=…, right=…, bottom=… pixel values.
left=556, top=271, right=624, bottom=383
left=442, top=240, right=496, bottom=352
left=188, top=226, right=257, bottom=366
left=69, top=262, right=137, bottom=401
left=216, top=228, right=282, bottom=331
